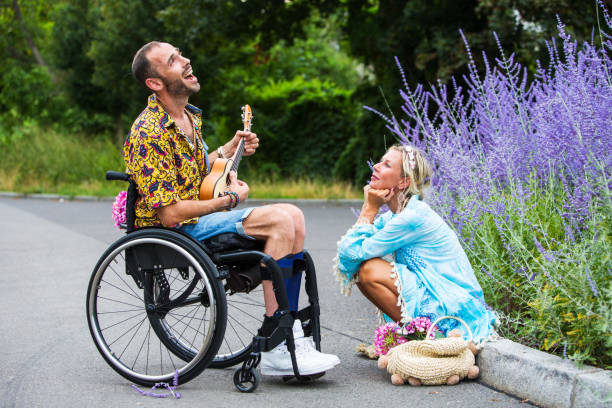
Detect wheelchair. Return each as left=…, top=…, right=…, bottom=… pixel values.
left=86, top=171, right=324, bottom=392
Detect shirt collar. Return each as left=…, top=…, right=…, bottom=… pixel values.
left=147, top=94, right=202, bottom=129
left=186, top=103, right=202, bottom=115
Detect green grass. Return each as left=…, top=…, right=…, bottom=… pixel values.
left=0, top=125, right=361, bottom=199
left=248, top=177, right=360, bottom=199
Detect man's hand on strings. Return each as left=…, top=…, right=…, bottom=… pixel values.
left=229, top=171, right=249, bottom=203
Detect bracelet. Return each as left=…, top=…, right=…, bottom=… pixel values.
left=222, top=191, right=240, bottom=209
left=355, top=216, right=373, bottom=225
left=217, top=146, right=226, bottom=159
left=229, top=191, right=240, bottom=207
left=223, top=191, right=235, bottom=209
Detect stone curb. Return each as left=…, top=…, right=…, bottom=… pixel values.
left=0, top=191, right=363, bottom=206
left=0, top=191, right=115, bottom=202
left=477, top=339, right=612, bottom=408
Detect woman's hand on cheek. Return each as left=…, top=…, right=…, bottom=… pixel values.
left=364, top=185, right=394, bottom=209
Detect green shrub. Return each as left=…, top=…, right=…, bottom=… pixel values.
left=239, top=76, right=358, bottom=179
left=451, top=176, right=612, bottom=367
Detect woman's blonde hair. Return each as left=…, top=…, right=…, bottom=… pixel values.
left=388, top=144, right=432, bottom=211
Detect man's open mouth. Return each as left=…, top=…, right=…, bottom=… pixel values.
left=184, top=67, right=197, bottom=82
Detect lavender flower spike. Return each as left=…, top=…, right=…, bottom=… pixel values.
left=585, top=267, right=599, bottom=297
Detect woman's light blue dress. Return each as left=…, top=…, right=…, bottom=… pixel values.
left=334, top=195, right=497, bottom=343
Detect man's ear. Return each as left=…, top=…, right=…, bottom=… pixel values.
left=145, top=77, right=164, bottom=92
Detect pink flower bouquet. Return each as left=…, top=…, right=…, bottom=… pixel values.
left=112, top=190, right=127, bottom=229
left=373, top=322, right=407, bottom=356
left=373, top=317, right=440, bottom=356
left=401, top=316, right=439, bottom=341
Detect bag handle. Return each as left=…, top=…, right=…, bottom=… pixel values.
left=427, top=316, right=473, bottom=342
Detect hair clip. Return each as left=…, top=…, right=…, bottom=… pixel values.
left=405, top=147, right=417, bottom=170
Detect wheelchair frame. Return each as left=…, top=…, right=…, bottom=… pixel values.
left=86, top=171, right=323, bottom=392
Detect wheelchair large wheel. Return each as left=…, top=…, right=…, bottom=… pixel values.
left=86, top=228, right=227, bottom=386
left=210, top=285, right=265, bottom=368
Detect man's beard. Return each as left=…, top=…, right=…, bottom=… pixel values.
left=162, top=76, right=199, bottom=97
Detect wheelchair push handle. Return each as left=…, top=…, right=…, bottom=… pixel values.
left=105, top=171, right=137, bottom=232
left=106, top=171, right=130, bottom=182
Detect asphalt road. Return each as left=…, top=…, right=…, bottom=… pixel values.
left=0, top=197, right=532, bottom=407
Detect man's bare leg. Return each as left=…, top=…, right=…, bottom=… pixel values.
left=245, top=204, right=340, bottom=376
left=266, top=203, right=305, bottom=253
left=242, top=204, right=305, bottom=316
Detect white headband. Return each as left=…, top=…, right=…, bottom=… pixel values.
left=405, top=147, right=417, bottom=171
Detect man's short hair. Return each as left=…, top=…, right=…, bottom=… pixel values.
left=132, top=41, right=161, bottom=86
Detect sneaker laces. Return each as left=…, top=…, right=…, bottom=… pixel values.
left=291, top=320, right=318, bottom=354
left=295, top=336, right=317, bottom=352
left=275, top=341, right=310, bottom=358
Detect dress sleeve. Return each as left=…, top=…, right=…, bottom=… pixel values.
left=334, top=208, right=424, bottom=295
left=126, top=133, right=181, bottom=210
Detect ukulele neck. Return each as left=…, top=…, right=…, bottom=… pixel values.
left=229, top=122, right=249, bottom=172
left=230, top=138, right=245, bottom=172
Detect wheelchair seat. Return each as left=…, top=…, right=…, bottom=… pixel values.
left=202, top=232, right=263, bottom=253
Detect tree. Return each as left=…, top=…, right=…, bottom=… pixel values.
left=50, top=0, right=104, bottom=119
left=51, top=0, right=329, bottom=141
left=86, top=0, right=166, bottom=141
left=0, top=0, right=54, bottom=68
left=0, top=0, right=57, bottom=129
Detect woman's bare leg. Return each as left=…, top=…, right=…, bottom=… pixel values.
left=356, top=258, right=402, bottom=322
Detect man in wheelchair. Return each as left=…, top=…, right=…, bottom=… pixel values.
left=123, top=41, right=339, bottom=377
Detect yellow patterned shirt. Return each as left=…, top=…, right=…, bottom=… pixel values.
left=123, top=94, right=209, bottom=228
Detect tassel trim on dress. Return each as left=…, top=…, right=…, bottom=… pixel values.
left=333, top=253, right=359, bottom=296
left=389, top=261, right=412, bottom=325
left=333, top=224, right=367, bottom=296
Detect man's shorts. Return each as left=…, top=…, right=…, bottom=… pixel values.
left=179, top=207, right=256, bottom=241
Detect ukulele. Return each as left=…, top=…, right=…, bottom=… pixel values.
left=199, top=105, right=252, bottom=200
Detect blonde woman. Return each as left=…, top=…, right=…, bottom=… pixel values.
left=334, top=145, right=496, bottom=342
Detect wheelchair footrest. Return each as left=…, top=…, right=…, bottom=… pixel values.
left=282, top=372, right=326, bottom=383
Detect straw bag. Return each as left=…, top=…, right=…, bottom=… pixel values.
left=379, top=316, right=478, bottom=385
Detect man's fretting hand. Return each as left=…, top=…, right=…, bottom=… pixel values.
left=229, top=171, right=249, bottom=203
left=224, top=131, right=259, bottom=157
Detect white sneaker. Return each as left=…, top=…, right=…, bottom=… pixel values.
left=260, top=319, right=340, bottom=376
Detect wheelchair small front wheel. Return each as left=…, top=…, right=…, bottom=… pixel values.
left=233, top=367, right=260, bottom=393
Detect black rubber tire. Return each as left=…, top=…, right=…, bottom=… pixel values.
left=233, top=367, right=260, bottom=393
left=86, top=228, right=227, bottom=386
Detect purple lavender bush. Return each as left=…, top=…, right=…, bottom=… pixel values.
left=368, top=3, right=611, bottom=367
